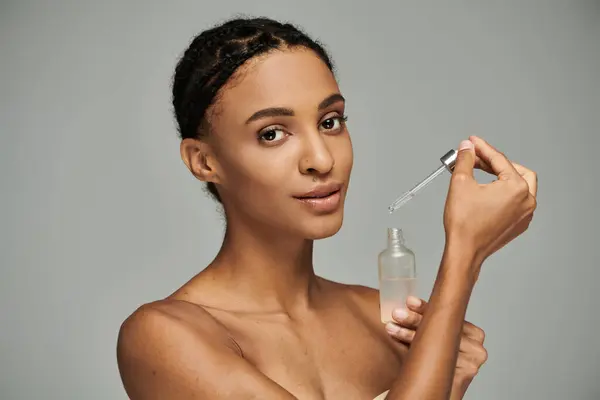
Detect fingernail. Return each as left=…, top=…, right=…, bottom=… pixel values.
left=459, top=140, right=474, bottom=151
left=385, top=322, right=401, bottom=334
left=407, top=296, right=421, bottom=307
left=393, top=308, right=408, bottom=320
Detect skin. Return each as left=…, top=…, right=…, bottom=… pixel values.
left=116, top=47, right=537, bottom=399
left=387, top=296, right=488, bottom=400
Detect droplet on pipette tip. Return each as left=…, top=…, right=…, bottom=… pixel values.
left=388, top=193, right=415, bottom=214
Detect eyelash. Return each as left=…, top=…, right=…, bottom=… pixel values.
left=258, top=114, right=348, bottom=144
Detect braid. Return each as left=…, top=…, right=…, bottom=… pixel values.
left=171, top=17, right=335, bottom=202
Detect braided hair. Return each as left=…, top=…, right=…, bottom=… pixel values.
left=171, top=17, right=335, bottom=202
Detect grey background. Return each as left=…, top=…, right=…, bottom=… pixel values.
left=2, top=0, right=599, bottom=399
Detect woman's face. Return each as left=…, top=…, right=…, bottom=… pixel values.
left=190, top=48, right=353, bottom=239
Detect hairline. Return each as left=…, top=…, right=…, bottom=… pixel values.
left=199, top=45, right=334, bottom=138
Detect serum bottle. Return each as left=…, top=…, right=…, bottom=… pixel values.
left=378, top=227, right=417, bottom=323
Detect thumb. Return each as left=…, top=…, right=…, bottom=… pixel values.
left=453, top=139, right=475, bottom=178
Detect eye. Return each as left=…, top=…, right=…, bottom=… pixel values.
left=258, top=128, right=287, bottom=144
left=320, top=115, right=347, bottom=133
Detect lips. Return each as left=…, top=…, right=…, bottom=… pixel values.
left=296, top=189, right=339, bottom=199
left=294, top=183, right=343, bottom=199
left=293, top=183, right=343, bottom=213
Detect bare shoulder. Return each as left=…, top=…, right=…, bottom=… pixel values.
left=117, top=298, right=241, bottom=359
left=321, top=278, right=381, bottom=319
left=344, top=282, right=380, bottom=303
left=335, top=281, right=380, bottom=306
left=116, top=299, right=239, bottom=388
left=116, top=299, right=293, bottom=399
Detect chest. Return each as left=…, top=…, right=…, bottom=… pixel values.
left=227, top=311, right=407, bottom=400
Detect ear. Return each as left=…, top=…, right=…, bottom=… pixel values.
left=180, top=138, right=221, bottom=184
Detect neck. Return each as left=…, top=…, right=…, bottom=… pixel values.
left=207, top=217, right=322, bottom=315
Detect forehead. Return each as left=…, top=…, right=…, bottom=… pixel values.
left=216, top=49, right=340, bottom=120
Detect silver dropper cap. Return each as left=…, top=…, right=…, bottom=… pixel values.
left=440, top=149, right=458, bottom=172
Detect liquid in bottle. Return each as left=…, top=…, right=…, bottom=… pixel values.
left=378, top=228, right=417, bottom=324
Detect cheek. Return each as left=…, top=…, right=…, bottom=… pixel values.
left=330, top=134, right=354, bottom=173
left=222, top=148, right=297, bottom=196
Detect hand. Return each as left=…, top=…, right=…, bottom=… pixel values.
left=444, top=136, right=538, bottom=273
left=386, top=296, right=488, bottom=399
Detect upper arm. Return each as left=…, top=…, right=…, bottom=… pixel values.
left=116, top=303, right=296, bottom=400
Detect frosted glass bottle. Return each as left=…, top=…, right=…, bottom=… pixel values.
left=378, top=228, right=417, bottom=323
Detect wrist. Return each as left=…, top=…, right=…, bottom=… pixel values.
left=450, top=375, right=472, bottom=400
left=443, top=235, right=482, bottom=282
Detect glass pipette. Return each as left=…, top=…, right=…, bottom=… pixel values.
left=388, top=149, right=458, bottom=213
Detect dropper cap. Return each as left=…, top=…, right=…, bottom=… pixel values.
left=440, top=149, right=458, bottom=172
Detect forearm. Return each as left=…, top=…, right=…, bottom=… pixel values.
left=386, top=241, right=478, bottom=400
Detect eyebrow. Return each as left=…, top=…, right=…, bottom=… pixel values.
left=318, top=93, right=345, bottom=110
left=245, top=93, right=345, bottom=124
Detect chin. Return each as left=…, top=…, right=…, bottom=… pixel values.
left=300, top=211, right=345, bottom=240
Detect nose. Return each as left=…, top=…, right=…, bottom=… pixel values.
left=299, top=132, right=335, bottom=177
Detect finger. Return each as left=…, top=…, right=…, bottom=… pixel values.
left=455, top=355, right=475, bottom=370
left=475, top=156, right=538, bottom=198
left=391, top=307, right=423, bottom=329
left=385, top=322, right=415, bottom=344
left=452, top=139, right=476, bottom=179
left=456, top=350, right=481, bottom=370
left=511, top=162, right=538, bottom=197
left=458, top=336, right=488, bottom=365
left=469, top=136, right=519, bottom=181
left=455, top=358, right=482, bottom=380
left=406, top=298, right=485, bottom=342
left=406, top=296, right=427, bottom=314
left=474, top=156, right=493, bottom=174
left=462, top=321, right=486, bottom=344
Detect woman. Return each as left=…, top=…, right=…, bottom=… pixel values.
left=116, top=17, right=537, bottom=399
